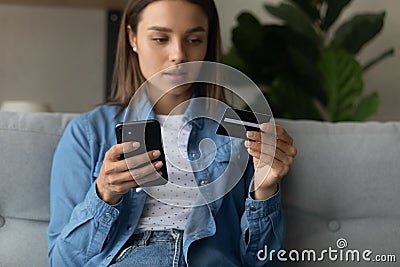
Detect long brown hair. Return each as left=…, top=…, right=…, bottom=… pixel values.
left=108, top=0, right=226, bottom=107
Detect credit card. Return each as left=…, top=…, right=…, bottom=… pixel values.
left=216, top=108, right=272, bottom=139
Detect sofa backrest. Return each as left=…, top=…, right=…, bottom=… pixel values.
left=0, top=111, right=77, bottom=267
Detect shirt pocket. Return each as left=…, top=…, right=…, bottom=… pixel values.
left=213, top=141, right=248, bottom=181
left=214, top=151, right=230, bottom=163
left=212, top=150, right=231, bottom=176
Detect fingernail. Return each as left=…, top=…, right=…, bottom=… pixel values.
left=247, top=131, right=254, bottom=137
left=153, top=150, right=161, bottom=158
left=132, top=142, right=140, bottom=149
left=260, top=123, right=273, bottom=132
left=155, top=161, right=163, bottom=169
left=244, top=140, right=251, bottom=147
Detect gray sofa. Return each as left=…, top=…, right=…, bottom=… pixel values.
left=0, top=111, right=399, bottom=267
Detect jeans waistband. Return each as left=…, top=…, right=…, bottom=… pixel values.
left=111, top=229, right=186, bottom=266
left=130, top=229, right=184, bottom=246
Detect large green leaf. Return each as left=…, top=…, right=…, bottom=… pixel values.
left=252, top=23, right=321, bottom=81
left=231, top=18, right=293, bottom=85
left=322, top=0, right=352, bottom=30
left=351, top=92, right=380, bottom=121
left=288, top=0, right=320, bottom=21
left=225, top=5, right=385, bottom=122
left=332, top=12, right=385, bottom=54
left=231, top=12, right=264, bottom=57
left=268, top=76, right=323, bottom=120
left=222, top=46, right=248, bottom=74
left=254, top=25, right=293, bottom=83
left=318, top=48, right=363, bottom=121
left=264, top=2, right=318, bottom=45
left=229, top=12, right=268, bottom=83
left=288, top=73, right=327, bottom=105
left=287, top=43, right=319, bottom=79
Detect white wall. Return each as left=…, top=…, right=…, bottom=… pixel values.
left=0, top=4, right=106, bottom=113
left=215, top=0, right=400, bottom=121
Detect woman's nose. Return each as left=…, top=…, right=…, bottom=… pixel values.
left=169, top=40, right=187, bottom=63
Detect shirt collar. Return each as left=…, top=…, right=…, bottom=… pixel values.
left=122, top=90, right=157, bottom=122
left=122, top=90, right=213, bottom=130
left=182, top=92, right=227, bottom=130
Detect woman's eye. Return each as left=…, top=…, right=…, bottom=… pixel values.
left=153, top=38, right=168, bottom=43
left=187, top=39, right=202, bottom=44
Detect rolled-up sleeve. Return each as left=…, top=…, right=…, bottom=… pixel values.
left=240, top=188, right=285, bottom=267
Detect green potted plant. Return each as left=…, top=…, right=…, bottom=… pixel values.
left=224, top=0, right=395, bottom=121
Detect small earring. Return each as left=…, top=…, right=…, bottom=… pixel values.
left=132, top=47, right=137, bottom=53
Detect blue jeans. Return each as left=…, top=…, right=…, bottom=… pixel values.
left=110, top=229, right=186, bottom=267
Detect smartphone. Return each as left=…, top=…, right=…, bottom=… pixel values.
left=115, top=120, right=168, bottom=187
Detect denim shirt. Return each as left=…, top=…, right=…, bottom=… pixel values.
left=47, top=95, right=284, bottom=267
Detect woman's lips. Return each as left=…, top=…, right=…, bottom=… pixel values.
left=162, top=71, right=188, bottom=83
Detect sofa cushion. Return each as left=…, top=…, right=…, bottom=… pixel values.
left=277, top=119, right=400, bottom=266
left=0, top=111, right=76, bottom=267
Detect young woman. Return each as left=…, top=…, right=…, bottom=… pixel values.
left=47, top=0, right=297, bottom=266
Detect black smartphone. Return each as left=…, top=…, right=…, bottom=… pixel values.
left=115, top=120, right=168, bottom=187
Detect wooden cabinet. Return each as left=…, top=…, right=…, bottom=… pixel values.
left=0, top=0, right=125, bottom=9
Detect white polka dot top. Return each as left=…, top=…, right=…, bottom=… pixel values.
left=135, top=114, right=198, bottom=232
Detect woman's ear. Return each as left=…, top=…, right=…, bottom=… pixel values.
left=127, top=25, right=137, bottom=51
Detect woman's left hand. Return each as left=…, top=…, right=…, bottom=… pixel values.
left=245, top=123, right=297, bottom=200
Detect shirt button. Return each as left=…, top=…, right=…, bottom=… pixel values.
left=200, top=180, right=207, bottom=186
left=136, top=187, right=143, bottom=193
left=106, top=255, right=112, bottom=260
left=191, top=153, right=197, bottom=158
left=127, top=225, right=132, bottom=231
left=250, top=205, right=257, bottom=211
left=105, top=212, right=111, bottom=218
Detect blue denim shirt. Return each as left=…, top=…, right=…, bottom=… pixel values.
left=47, top=95, right=284, bottom=267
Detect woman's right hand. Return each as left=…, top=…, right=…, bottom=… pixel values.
left=96, top=142, right=163, bottom=205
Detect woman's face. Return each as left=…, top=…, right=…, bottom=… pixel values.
left=128, top=0, right=208, bottom=96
